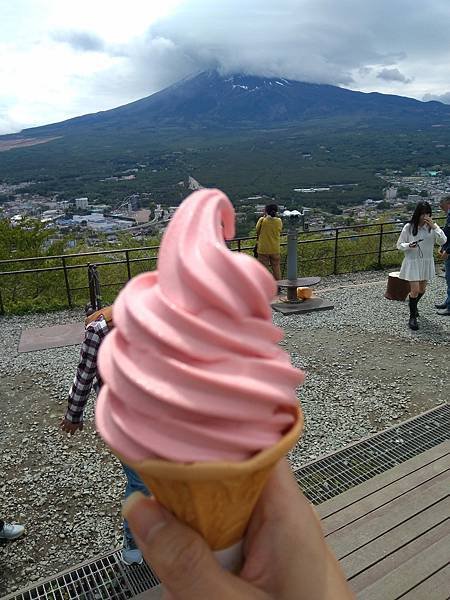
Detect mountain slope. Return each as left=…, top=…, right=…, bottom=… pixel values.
left=18, top=70, right=450, bottom=137
left=2, top=71, right=450, bottom=208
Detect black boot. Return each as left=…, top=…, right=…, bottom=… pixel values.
left=415, top=292, right=424, bottom=317
left=408, top=296, right=419, bottom=330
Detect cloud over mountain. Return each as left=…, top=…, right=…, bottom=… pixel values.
left=87, top=0, right=450, bottom=97
left=52, top=30, right=105, bottom=53
left=2, top=0, right=450, bottom=133
left=377, top=68, right=412, bottom=84
left=423, top=91, right=450, bottom=105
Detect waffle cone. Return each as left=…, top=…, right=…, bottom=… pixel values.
left=117, top=407, right=303, bottom=550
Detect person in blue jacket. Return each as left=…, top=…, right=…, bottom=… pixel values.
left=435, top=196, right=450, bottom=315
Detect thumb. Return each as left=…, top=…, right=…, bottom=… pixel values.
left=123, top=492, right=250, bottom=599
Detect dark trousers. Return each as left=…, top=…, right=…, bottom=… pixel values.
left=445, top=259, right=450, bottom=305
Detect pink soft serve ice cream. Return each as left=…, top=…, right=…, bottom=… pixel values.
left=95, top=188, right=303, bottom=463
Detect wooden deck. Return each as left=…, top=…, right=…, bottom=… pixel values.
left=319, top=440, right=450, bottom=599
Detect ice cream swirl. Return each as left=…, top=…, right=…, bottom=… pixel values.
left=96, top=189, right=303, bottom=462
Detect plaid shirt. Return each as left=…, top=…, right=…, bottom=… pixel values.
left=66, top=316, right=110, bottom=423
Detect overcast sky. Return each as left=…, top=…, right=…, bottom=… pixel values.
left=1, top=0, right=450, bottom=134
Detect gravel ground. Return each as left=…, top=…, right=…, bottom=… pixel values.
left=1, top=268, right=449, bottom=595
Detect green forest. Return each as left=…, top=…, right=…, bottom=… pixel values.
left=2, top=121, right=450, bottom=211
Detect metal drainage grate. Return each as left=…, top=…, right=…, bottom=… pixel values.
left=2, top=551, right=160, bottom=600
left=3, top=404, right=449, bottom=600
left=294, top=403, right=450, bottom=504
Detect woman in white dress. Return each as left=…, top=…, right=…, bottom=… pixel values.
left=397, top=201, right=447, bottom=330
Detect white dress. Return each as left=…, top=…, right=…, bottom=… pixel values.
left=397, top=223, right=447, bottom=281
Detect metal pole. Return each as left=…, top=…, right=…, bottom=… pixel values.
left=62, top=257, right=73, bottom=308
left=282, top=211, right=302, bottom=301
left=377, top=223, right=384, bottom=268
left=125, top=250, right=132, bottom=280
left=333, top=229, right=339, bottom=275
left=88, top=263, right=102, bottom=311
left=287, top=232, right=298, bottom=281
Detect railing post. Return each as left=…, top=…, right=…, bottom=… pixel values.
left=125, top=250, right=132, bottom=280
left=62, top=257, right=73, bottom=308
left=377, top=223, right=384, bottom=268
left=88, top=264, right=102, bottom=311
left=333, top=228, right=339, bottom=274
left=238, top=239, right=241, bottom=252
left=0, top=287, right=4, bottom=315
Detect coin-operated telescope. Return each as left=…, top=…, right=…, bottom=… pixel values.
left=272, top=209, right=333, bottom=314
left=282, top=209, right=311, bottom=284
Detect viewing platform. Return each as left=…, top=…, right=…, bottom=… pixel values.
left=1, top=269, right=448, bottom=597
left=2, top=406, right=448, bottom=599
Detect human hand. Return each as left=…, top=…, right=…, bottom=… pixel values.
left=60, top=417, right=84, bottom=435
left=439, top=250, right=449, bottom=259
left=423, top=215, right=436, bottom=229
left=123, top=460, right=354, bottom=600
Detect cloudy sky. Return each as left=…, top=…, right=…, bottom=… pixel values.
left=1, top=0, right=450, bottom=134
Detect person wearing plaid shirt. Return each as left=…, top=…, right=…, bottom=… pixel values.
left=63, top=316, right=109, bottom=426
left=60, top=307, right=149, bottom=566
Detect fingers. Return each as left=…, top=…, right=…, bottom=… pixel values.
left=255, top=459, right=313, bottom=520
left=242, top=460, right=323, bottom=580
left=243, top=460, right=353, bottom=599
left=244, top=460, right=298, bottom=545
left=123, top=493, right=258, bottom=600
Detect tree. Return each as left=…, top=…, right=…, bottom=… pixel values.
left=397, top=186, right=412, bottom=199
left=0, top=219, right=50, bottom=259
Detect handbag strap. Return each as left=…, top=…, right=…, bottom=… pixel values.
left=257, top=216, right=267, bottom=240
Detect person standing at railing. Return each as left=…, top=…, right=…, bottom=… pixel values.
left=396, top=201, right=447, bottom=330
left=255, top=204, right=283, bottom=281
left=60, top=305, right=150, bottom=566
left=434, top=196, right=450, bottom=316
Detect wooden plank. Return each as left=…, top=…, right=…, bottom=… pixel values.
left=323, top=458, right=450, bottom=535
left=354, top=530, right=450, bottom=599
left=326, top=472, right=449, bottom=558
left=318, top=441, right=449, bottom=519
left=340, top=496, right=450, bottom=578
left=401, top=564, right=450, bottom=600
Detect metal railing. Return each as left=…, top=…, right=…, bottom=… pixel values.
left=0, top=244, right=160, bottom=315
left=0, top=218, right=445, bottom=315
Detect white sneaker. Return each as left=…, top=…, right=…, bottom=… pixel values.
left=121, top=538, right=143, bottom=566
left=0, top=522, right=25, bottom=540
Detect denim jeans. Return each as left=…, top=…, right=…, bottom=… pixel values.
left=445, top=259, right=450, bottom=306
left=121, top=462, right=150, bottom=544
